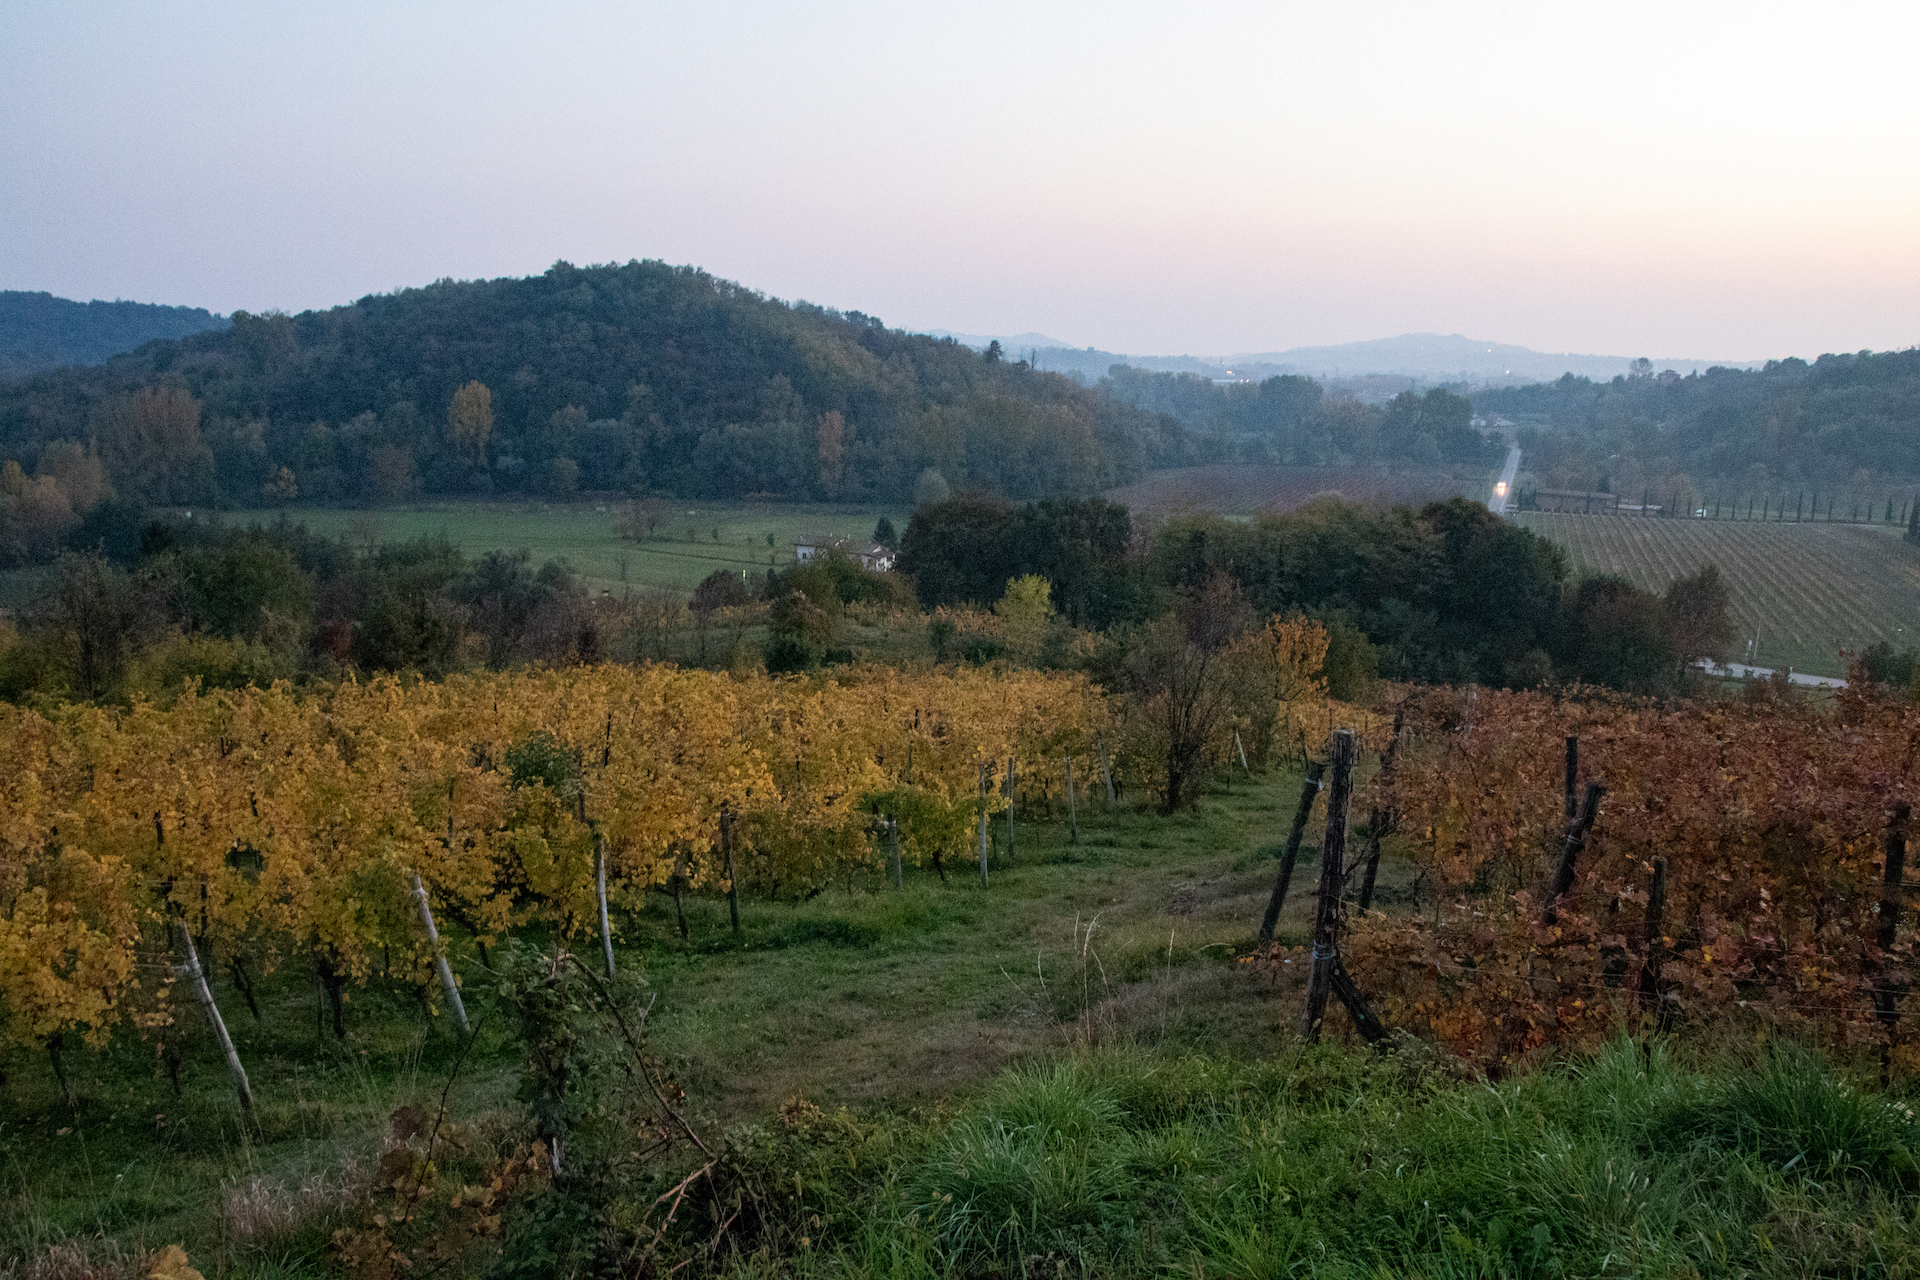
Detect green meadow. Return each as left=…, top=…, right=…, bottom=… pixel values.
left=219, top=500, right=912, bottom=595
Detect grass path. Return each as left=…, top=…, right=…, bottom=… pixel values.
left=3, top=765, right=1402, bottom=1270
left=622, top=766, right=1401, bottom=1124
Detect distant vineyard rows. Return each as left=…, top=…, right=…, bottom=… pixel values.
left=1515, top=513, right=1920, bottom=678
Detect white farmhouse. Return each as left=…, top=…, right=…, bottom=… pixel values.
left=793, top=535, right=896, bottom=572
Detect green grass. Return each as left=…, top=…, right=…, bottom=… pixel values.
left=8, top=762, right=1919, bottom=1277
left=1, top=766, right=1370, bottom=1275
left=728, top=1039, right=1920, bottom=1278
left=217, top=499, right=911, bottom=595
left=1516, top=511, right=1920, bottom=678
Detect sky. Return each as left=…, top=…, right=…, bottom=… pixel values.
left=4, top=1, right=1917, bottom=361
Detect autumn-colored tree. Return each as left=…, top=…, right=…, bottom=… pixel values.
left=994, top=575, right=1053, bottom=660
left=96, top=384, right=212, bottom=507
left=1123, top=575, right=1247, bottom=812
left=447, top=381, right=494, bottom=468
left=1226, top=614, right=1330, bottom=766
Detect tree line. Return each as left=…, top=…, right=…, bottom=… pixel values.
left=0, top=261, right=1192, bottom=530
left=1, top=486, right=1734, bottom=715
left=898, top=492, right=1732, bottom=698
left=1480, top=349, right=1920, bottom=500
left=1102, top=368, right=1503, bottom=469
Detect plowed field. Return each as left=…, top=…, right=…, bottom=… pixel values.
left=1106, top=465, right=1486, bottom=517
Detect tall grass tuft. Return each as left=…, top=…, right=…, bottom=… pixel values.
left=721, top=1037, right=1920, bottom=1279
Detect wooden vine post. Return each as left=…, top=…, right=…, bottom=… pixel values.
left=721, top=804, right=742, bottom=933
left=410, top=872, right=471, bottom=1033
left=1258, top=759, right=1326, bottom=942
left=1544, top=783, right=1605, bottom=926
left=888, top=816, right=902, bottom=890
left=1301, top=731, right=1353, bottom=1038
left=1299, top=731, right=1387, bottom=1043
left=1875, top=803, right=1911, bottom=1037
left=1637, top=856, right=1667, bottom=1025
left=177, top=920, right=254, bottom=1112
left=1005, top=753, right=1016, bottom=862
left=577, top=780, right=617, bottom=973
left=977, top=761, right=990, bottom=887
left=594, top=829, right=616, bottom=976
left=670, top=848, right=689, bottom=941
left=1098, top=735, right=1116, bottom=811
left=1064, top=755, right=1078, bottom=844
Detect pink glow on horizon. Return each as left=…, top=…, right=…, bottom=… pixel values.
left=3, top=0, right=1915, bottom=360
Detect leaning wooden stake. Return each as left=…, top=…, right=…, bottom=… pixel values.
left=1258, top=759, right=1326, bottom=942
left=1234, top=731, right=1251, bottom=777
left=671, top=850, right=689, bottom=941
left=721, top=806, right=742, bottom=933
left=1098, top=736, right=1116, bottom=811
left=1064, top=755, right=1078, bottom=845
left=977, top=762, right=990, bottom=887
left=594, top=829, right=616, bottom=976
left=1301, top=730, right=1355, bottom=1040
left=410, top=872, right=471, bottom=1033
left=1005, top=754, right=1016, bottom=862
left=1875, top=804, right=1911, bottom=1034
left=178, top=920, right=253, bottom=1112
left=888, top=817, right=903, bottom=890
left=1637, top=856, right=1667, bottom=1024
left=1544, top=782, right=1605, bottom=925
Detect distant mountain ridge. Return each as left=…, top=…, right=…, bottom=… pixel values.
left=929, top=328, right=1757, bottom=387
left=0, top=291, right=228, bottom=380
left=923, top=329, right=1076, bottom=353
left=1228, top=333, right=1757, bottom=384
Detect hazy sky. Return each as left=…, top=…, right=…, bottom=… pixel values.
left=4, top=1, right=1916, bottom=359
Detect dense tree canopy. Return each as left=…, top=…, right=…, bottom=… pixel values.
left=0, top=261, right=1189, bottom=510
left=900, top=492, right=1725, bottom=695
left=898, top=495, right=1150, bottom=629
left=1480, top=350, right=1920, bottom=493
left=1102, top=368, right=1500, bottom=468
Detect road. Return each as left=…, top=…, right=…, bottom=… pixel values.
left=1490, top=445, right=1521, bottom=514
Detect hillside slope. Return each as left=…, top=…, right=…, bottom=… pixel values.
left=0, top=291, right=226, bottom=380
left=0, top=261, right=1187, bottom=508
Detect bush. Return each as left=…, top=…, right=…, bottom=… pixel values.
left=763, top=632, right=816, bottom=674
left=506, top=729, right=576, bottom=791
left=771, top=554, right=910, bottom=610
left=121, top=631, right=296, bottom=695
left=690, top=567, right=751, bottom=613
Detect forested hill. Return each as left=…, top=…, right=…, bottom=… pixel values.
left=0, top=261, right=1187, bottom=509
left=0, top=291, right=227, bottom=380
left=1476, top=350, right=1920, bottom=489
